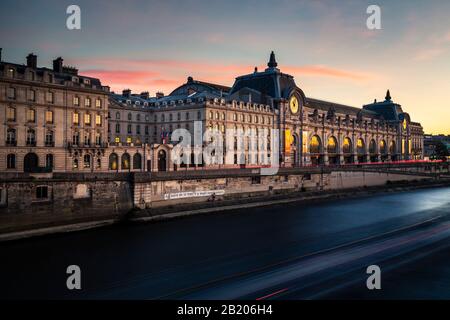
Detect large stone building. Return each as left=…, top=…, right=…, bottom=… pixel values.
left=1, top=49, right=424, bottom=173
left=0, top=50, right=110, bottom=172
left=108, top=51, right=424, bottom=171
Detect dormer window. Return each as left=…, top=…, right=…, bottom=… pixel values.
left=7, top=67, right=15, bottom=78
left=135, top=101, right=140, bottom=106
left=126, top=100, right=131, bottom=105
left=144, top=102, right=148, bottom=107
left=72, top=77, right=79, bottom=83
left=83, top=79, right=91, bottom=85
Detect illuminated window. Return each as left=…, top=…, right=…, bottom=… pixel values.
left=73, top=96, right=80, bottom=106
left=327, top=136, right=337, bottom=154
left=73, top=112, right=79, bottom=125
left=115, top=137, right=120, bottom=143
left=343, top=137, right=352, bottom=154
left=84, top=113, right=91, bottom=125
left=357, top=138, right=365, bottom=154
left=26, top=109, right=36, bottom=122
left=126, top=137, right=132, bottom=144
left=95, top=114, right=102, bottom=126
left=7, top=68, right=15, bottom=78
left=95, top=99, right=102, bottom=108
left=45, top=110, right=53, bottom=123
left=310, top=135, right=321, bottom=154
left=85, top=98, right=91, bottom=107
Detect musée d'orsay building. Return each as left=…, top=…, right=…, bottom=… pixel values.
left=0, top=49, right=424, bottom=173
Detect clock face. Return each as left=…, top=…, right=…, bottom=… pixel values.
left=289, top=96, right=299, bottom=114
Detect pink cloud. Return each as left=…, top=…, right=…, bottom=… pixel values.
left=76, top=58, right=374, bottom=94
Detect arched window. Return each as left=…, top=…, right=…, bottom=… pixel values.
left=121, top=153, right=130, bottom=170
left=133, top=153, right=142, bottom=170
left=7, top=154, right=16, bottom=169
left=309, top=135, right=321, bottom=154
left=380, top=140, right=387, bottom=154
left=84, top=154, right=91, bottom=168
left=327, top=136, right=338, bottom=154
left=389, top=141, right=396, bottom=154
left=26, top=129, right=36, bottom=146
left=109, top=153, right=118, bottom=170
left=45, top=130, right=54, bottom=146
left=6, top=128, right=16, bottom=145
left=357, top=138, right=366, bottom=155
left=73, top=158, right=79, bottom=169
left=343, top=137, right=352, bottom=154
left=369, top=139, right=377, bottom=154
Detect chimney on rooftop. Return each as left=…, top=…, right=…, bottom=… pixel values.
left=140, top=91, right=149, bottom=99
left=53, top=57, right=63, bottom=73
left=122, top=89, right=131, bottom=98
left=156, top=91, right=164, bottom=99
left=26, top=53, right=37, bottom=69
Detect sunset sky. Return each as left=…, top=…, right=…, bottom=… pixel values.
left=1, top=0, right=449, bottom=134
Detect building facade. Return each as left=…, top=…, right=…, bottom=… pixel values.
left=1, top=49, right=425, bottom=173
left=0, top=50, right=111, bottom=173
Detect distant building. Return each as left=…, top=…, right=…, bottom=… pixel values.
left=424, top=134, right=450, bottom=160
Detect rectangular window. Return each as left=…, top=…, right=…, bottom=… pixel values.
left=73, top=113, right=79, bottom=125
left=27, top=109, right=36, bottom=122
left=127, top=124, right=132, bottom=134
left=6, top=107, right=15, bottom=121
left=85, top=98, right=91, bottom=107
left=95, top=99, right=102, bottom=108
left=73, top=96, right=80, bottom=106
left=46, top=92, right=54, bottom=103
left=7, top=87, right=16, bottom=99
left=95, top=114, right=102, bottom=126
left=84, top=113, right=91, bottom=125
left=36, top=186, right=49, bottom=199
left=45, top=110, right=53, bottom=123
left=29, top=90, right=36, bottom=102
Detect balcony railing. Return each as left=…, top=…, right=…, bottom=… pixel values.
left=67, top=142, right=108, bottom=149
left=6, top=140, right=17, bottom=146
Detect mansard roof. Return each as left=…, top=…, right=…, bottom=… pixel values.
left=363, top=90, right=405, bottom=121
left=169, top=76, right=230, bottom=96
left=306, top=98, right=379, bottom=117
left=229, top=52, right=300, bottom=100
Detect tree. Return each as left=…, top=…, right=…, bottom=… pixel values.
left=431, top=141, right=449, bottom=161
